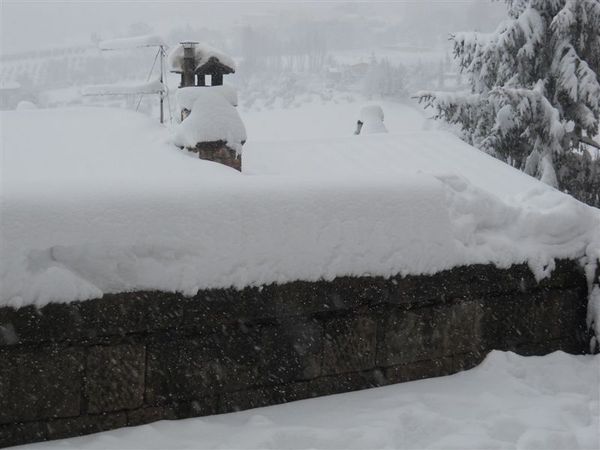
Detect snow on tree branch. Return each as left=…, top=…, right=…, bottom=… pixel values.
left=416, top=0, right=600, bottom=207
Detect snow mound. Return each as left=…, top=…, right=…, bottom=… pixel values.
left=358, top=104, right=387, bottom=134
left=168, top=42, right=236, bottom=73
left=16, top=100, right=37, bottom=110
left=176, top=85, right=238, bottom=112
left=16, top=351, right=599, bottom=450
left=1, top=108, right=598, bottom=307
left=173, top=90, right=246, bottom=152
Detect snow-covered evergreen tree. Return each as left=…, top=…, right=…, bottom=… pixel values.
left=363, top=56, right=408, bottom=100
left=417, top=0, right=600, bottom=206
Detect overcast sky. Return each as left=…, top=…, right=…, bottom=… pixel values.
left=1, top=1, right=507, bottom=55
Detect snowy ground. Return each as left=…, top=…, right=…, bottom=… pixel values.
left=14, top=351, right=600, bottom=450
left=241, top=99, right=429, bottom=140
left=1, top=102, right=599, bottom=308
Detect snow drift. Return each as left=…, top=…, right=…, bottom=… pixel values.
left=1, top=107, right=598, bottom=308
left=173, top=89, right=246, bottom=152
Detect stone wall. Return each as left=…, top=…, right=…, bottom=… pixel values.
left=0, top=260, right=590, bottom=448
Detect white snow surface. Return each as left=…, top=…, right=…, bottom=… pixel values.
left=358, top=104, right=387, bottom=134
left=173, top=90, right=246, bottom=151
left=176, top=85, right=238, bottom=112
left=168, top=42, right=236, bottom=73
left=1, top=106, right=599, bottom=308
left=98, top=34, right=166, bottom=50
left=82, top=78, right=165, bottom=96
left=16, top=351, right=600, bottom=450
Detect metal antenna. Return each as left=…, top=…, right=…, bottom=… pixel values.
left=135, top=47, right=160, bottom=113
left=159, top=45, right=165, bottom=124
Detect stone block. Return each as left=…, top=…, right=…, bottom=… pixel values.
left=377, top=300, right=481, bottom=367
left=384, top=357, right=453, bottom=384
left=322, top=315, right=377, bottom=375
left=261, top=318, right=324, bottom=383
left=85, top=344, right=145, bottom=413
left=481, top=288, right=586, bottom=352
left=45, top=412, right=127, bottom=441
left=0, top=346, right=83, bottom=424
left=527, top=288, right=587, bottom=343
left=377, top=306, right=432, bottom=366
left=0, top=421, right=46, bottom=448
left=383, top=264, right=538, bottom=307
left=146, top=325, right=264, bottom=404
left=307, top=369, right=387, bottom=398
left=430, top=300, right=482, bottom=355
left=480, top=296, right=526, bottom=351
left=0, top=303, right=84, bottom=346
left=128, top=399, right=217, bottom=424
left=452, top=351, right=487, bottom=372
left=273, top=276, right=384, bottom=318
left=78, top=291, right=184, bottom=339
left=273, top=280, right=339, bottom=317
left=219, top=382, right=309, bottom=413
left=183, top=286, right=277, bottom=332
left=536, top=259, right=587, bottom=290
left=127, top=406, right=166, bottom=427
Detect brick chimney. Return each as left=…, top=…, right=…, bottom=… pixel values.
left=181, top=41, right=198, bottom=88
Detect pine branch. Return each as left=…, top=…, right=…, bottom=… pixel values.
left=578, top=135, right=600, bottom=151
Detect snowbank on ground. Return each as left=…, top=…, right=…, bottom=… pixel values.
left=241, top=100, right=426, bottom=140
left=98, top=35, right=165, bottom=51
left=17, top=351, right=600, bottom=450
left=1, top=107, right=598, bottom=308
left=173, top=90, right=246, bottom=151
left=168, top=42, right=236, bottom=72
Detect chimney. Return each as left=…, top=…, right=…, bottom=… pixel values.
left=181, top=41, right=198, bottom=87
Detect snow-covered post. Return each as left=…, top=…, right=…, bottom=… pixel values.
left=355, top=105, right=387, bottom=135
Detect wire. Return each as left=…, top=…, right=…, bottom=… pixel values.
left=163, top=48, right=174, bottom=123
left=136, top=47, right=160, bottom=112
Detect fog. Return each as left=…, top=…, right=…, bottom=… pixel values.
left=0, top=1, right=508, bottom=115
left=2, top=1, right=506, bottom=55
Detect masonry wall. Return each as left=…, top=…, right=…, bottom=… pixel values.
left=0, top=260, right=590, bottom=448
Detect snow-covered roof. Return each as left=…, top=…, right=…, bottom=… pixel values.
left=1, top=107, right=598, bottom=308
left=98, top=34, right=166, bottom=51
left=174, top=89, right=246, bottom=152
left=0, top=80, right=21, bottom=90
left=82, top=78, right=165, bottom=96
left=168, top=42, right=236, bottom=73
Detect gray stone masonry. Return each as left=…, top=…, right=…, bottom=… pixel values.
left=0, top=260, right=591, bottom=448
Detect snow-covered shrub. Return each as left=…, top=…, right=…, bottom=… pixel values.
left=417, top=0, right=600, bottom=206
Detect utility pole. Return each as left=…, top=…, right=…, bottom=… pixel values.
left=159, top=45, right=165, bottom=124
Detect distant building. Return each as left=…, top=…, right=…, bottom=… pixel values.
left=0, top=81, right=22, bottom=110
